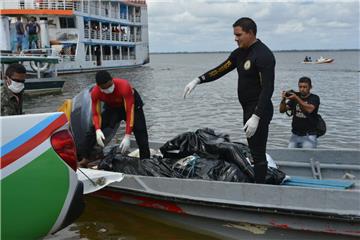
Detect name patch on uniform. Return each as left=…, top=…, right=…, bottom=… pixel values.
left=244, top=60, right=251, bottom=70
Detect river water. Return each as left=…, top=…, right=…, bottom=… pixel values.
left=31, top=50, right=359, bottom=239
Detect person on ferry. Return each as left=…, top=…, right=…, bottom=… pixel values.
left=25, top=17, right=40, bottom=49
left=183, top=17, right=275, bottom=184
left=279, top=76, right=320, bottom=148
left=79, top=70, right=150, bottom=167
left=15, top=17, right=25, bottom=53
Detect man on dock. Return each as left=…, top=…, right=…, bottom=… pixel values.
left=1, top=63, right=27, bottom=116
left=183, top=17, right=275, bottom=184
left=78, top=70, right=150, bottom=167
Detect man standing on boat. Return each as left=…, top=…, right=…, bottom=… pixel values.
left=183, top=17, right=275, bottom=184
left=89, top=70, right=150, bottom=160
left=1, top=63, right=27, bottom=116
left=279, top=77, right=320, bottom=148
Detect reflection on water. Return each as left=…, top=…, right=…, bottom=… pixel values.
left=31, top=51, right=359, bottom=239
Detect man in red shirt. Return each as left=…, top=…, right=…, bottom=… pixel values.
left=91, top=70, right=150, bottom=159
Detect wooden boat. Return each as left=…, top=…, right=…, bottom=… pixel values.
left=82, top=141, right=360, bottom=240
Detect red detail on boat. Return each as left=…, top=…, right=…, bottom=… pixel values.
left=93, top=189, right=184, bottom=214
left=269, top=220, right=289, bottom=229
left=0, top=114, right=68, bottom=169
left=51, top=129, right=78, bottom=171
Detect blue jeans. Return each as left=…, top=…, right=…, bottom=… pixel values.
left=288, top=133, right=317, bottom=149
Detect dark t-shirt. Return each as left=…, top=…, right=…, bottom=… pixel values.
left=287, top=93, right=320, bottom=136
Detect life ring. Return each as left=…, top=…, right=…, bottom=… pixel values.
left=30, top=61, right=50, bottom=72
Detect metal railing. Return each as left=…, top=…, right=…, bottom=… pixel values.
left=113, top=55, right=121, bottom=60
left=8, top=0, right=77, bottom=11
left=84, top=29, right=90, bottom=39
left=102, top=31, right=111, bottom=41
left=90, top=30, right=100, bottom=40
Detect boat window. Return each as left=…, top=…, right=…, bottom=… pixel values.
left=59, top=17, right=76, bottom=28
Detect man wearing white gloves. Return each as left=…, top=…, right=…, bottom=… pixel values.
left=183, top=17, right=275, bottom=183
left=91, top=70, right=150, bottom=160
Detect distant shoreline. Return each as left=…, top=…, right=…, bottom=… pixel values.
left=150, top=49, right=359, bottom=54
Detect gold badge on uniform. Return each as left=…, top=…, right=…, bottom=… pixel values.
left=244, top=60, right=251, bottom=70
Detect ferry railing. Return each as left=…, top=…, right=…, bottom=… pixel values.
left=20, top=48, right=58, bottom=57
left=121, top=35, right=128, bottom=42
left=113, top=55, right=120, bottom=60
left=83, top=2, right=89, bottom=13
left=100, top=7, right=110, bottom=18
left=120, top=13, right=127, bottom=20
left=129, top=35, right=135, bottom=42
left=103, top=55, right=111, bottom=61
left=84, top=29, right=90, bottom=39
left=111, top=10, right=119, bottom=19
left=89, top=6, right=99, bottom=15
left=102, top=31, right=111, bottom=41
left=135, top=16, right=141, bottom=22
left=32, top=1, right=75, bottom=11
left=60, top=54, right=75, bottom=62
left=90, top=30, right=100, bottom=40
left=128, top=0, right=146, bottom=4
left=112, top=33, right=120, bottom=41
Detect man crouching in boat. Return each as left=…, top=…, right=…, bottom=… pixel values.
left=79, top=70, right=150, bottom=167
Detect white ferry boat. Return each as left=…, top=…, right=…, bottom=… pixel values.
left=0, top=0, right=149, bottom=74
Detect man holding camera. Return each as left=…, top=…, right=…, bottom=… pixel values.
left=279, top=76, right=320, bottom=148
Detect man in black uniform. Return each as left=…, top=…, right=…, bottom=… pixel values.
left=183, top=17, right=275, bottom=184
left=279, top=77, right=320, bottom=148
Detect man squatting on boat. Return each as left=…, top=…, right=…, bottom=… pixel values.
left=78, top=70, right=150, bottom=167
left=183, top=17, right=275, bottom=183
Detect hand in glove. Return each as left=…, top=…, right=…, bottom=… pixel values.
left=183, top=77, right=200, bottom=99
left=119, top=134, right=131, bottom=154
left=243, top=114, right=260, bottom=138
left=96, top=129, right=105, bottom=147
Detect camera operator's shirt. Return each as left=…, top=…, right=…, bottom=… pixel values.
left=287, top=93, right=320, bottom=136
left=91, top=78, right=135, bottom=135
left=198, top=39, right=275, bottom=120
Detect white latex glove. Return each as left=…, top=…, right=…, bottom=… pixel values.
left=243, top=114, right=260, bottom=138
left=96, top=129, right=105, bottom=147
left=119, top=134, right=131, bottom=154
left=183, top=77, right=200, bottom=99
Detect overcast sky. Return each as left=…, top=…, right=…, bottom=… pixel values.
left=147, top=0, right=359, bottom=52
